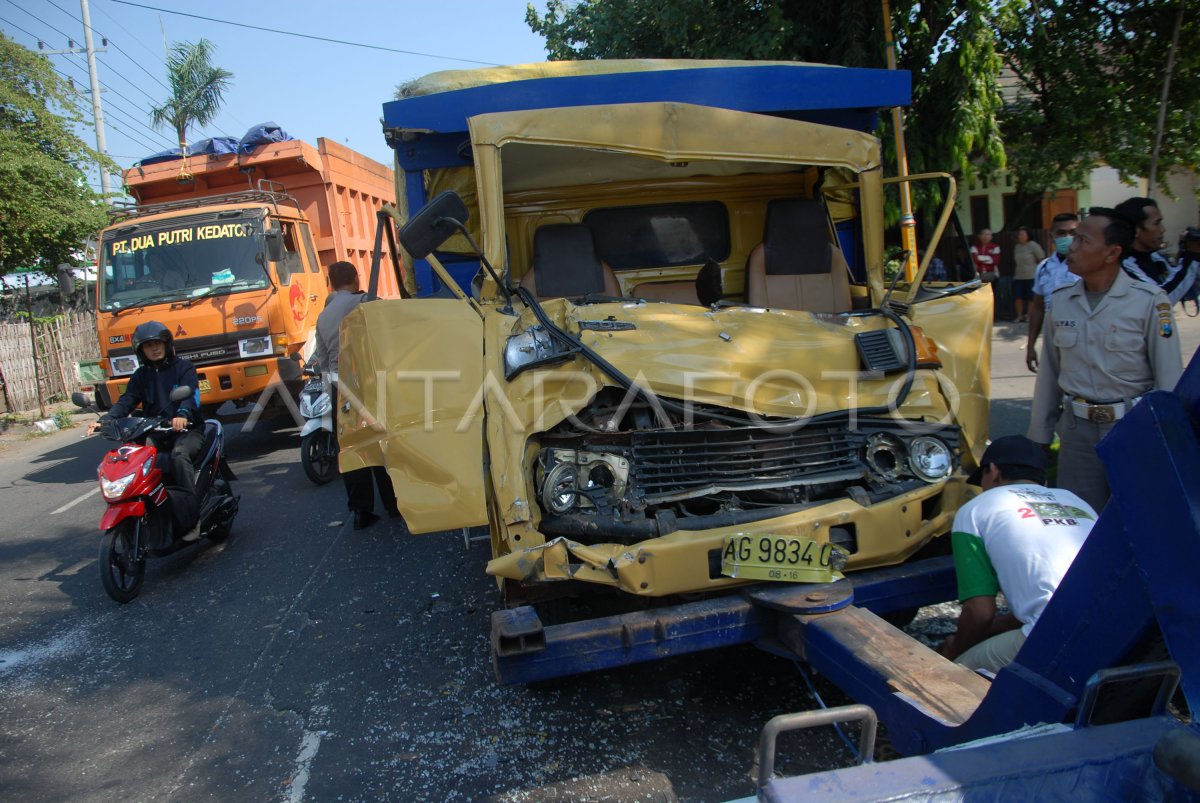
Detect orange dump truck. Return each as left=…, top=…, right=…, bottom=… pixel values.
left=93, top=137, right=398, bottom=414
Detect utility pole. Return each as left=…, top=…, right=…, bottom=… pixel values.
left=38, top=0, right=111, bottom=196
left=79, top=0, right=109, bottom=196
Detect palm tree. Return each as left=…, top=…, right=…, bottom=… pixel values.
left=149, top=39, right=233, bottom=176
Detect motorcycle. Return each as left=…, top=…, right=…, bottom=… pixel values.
left=75, top=388, right=239, bottom=603
left=298, top=365, right=337, bottom=485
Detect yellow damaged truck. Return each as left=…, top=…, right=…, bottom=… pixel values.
left=339, top=62, right=992, bottom=682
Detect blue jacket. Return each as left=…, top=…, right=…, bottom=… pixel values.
left=105, top=355, right=201, bottom=425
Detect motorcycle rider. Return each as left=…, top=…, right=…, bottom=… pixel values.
left=87, top=321, right=205, bottom=540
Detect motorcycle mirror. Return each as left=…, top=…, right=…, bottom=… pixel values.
left=71, top=391, right=94, bottom=409
left=400, top=191, right=469, bottom=259
left=169, top=385, right=194, bottom=403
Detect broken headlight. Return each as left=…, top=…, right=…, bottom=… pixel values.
left=537, top=448, right=630, bottom=514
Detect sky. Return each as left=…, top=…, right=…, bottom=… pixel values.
left=0, top=0, right=553, bottom=194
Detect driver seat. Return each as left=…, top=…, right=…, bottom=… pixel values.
left=745, top=198, right=852, bottom=313
left=520, top=224, right=622, bottom=300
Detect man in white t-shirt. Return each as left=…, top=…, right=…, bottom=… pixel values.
left=940, top=435, right=1097, bottom=672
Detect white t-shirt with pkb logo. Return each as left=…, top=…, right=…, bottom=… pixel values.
left=951, top=483, right=1096, bottom=635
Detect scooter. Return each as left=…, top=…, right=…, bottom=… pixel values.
left=75, top=387, right=239, bottom=603
left=298, top=364, right=337, bottom=485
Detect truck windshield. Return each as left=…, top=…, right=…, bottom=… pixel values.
left=98, top=213, right=268, bottom=311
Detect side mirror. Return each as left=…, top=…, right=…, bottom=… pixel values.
left=265, top=229, right=284, bottom=262
left=400, top=191, right=469, bottom=259
left=72, top=391, right=94, bottom=409
left=169, top=385, right=194, bottom=403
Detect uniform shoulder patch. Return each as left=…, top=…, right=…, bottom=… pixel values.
left=1156, top=302, right=1174, bottom=338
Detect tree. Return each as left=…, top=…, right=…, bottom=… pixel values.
left=0, top=33, right=113, bottom=274
left=998, top=0, right=1200, bottom=197
left=526, top=0, right=1008, bottom=225
left=149, top=39, right=233, bottom=155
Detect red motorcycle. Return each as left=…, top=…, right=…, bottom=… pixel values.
left=76, top=388, right=239, bottom=603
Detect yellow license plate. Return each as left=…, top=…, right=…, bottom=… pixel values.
left=198, top=379, right=212, bottom=394
left=720, top=533, right=846, bottom=583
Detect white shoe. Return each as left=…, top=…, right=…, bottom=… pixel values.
left=181, top=524, right=202, bottom=542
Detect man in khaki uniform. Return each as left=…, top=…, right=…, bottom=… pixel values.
left=1028, top=207, right=1183, bottom=511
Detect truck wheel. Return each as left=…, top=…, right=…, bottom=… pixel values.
left=99, top=521, right=145, bottom=603
left=301, top=431, right=337, bottom=485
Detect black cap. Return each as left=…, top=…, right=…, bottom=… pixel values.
left=967, top=435, right=1047, bottom=485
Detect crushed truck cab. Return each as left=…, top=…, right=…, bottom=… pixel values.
left=340, top=61, right=991, bottom=601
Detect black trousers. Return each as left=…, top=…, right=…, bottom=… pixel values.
left=330, top=385, right=397, bottom=515
left=150, top=427, right=204, bottom=529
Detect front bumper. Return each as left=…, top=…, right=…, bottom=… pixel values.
left=487, top=478, right=971, bottom=596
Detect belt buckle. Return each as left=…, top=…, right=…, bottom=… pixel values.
left=1089, top=404, right=1116, bottom=424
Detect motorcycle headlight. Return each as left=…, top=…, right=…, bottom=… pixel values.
left=100, top=471, right=137, bottom=500
left=238, top=336, right=272, bottom=358
left=504, top=325, right=578, bottom=380
left=109, top=355, right=138, bottom=377
left=908, top=436, right=954, bottom=483
left=311, top=395, right=331, bottom=417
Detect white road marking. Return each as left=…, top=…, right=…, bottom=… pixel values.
left=51, top=487, right=99, bottom=515
left=285, top=730, right=327, bottom=803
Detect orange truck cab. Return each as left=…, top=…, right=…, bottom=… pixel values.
left=94, top=137, right=399, bottom=414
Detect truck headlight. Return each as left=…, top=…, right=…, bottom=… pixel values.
left=907, top=436, right=953, bottom=482
left=537, top=448, right=630, bottom=514
left=238, top=336, right=272, bottom=358
left=109, top=355, right=138, bottom=377
left=504, top=325, right=578, bottom=380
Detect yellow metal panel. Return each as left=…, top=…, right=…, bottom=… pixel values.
left=337, top=299, right=488, bottom=533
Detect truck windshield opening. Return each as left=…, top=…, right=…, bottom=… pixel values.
left=99, top=215, right=268, bottom=311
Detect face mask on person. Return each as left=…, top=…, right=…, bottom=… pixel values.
left=1055, top=235, right=1073, bottom=256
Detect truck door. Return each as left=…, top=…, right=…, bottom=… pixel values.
left=274, top=220, right=324, bottom=344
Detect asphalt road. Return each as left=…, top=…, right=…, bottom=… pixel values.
left=1, top=312, right=1197, bottom=802
left=0, top=415, right=858, bottom=802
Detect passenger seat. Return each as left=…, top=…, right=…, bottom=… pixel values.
left=520, top=224, right=622, bottom=300
left=745, top=198, right=852, bottom=313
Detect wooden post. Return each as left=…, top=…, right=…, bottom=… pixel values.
left=24, top=274, right=46, bottom=418
left=49, top=319, right=70, bottom=401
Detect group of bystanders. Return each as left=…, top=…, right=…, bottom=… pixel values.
left=944, top=197, right=1193, bottom=673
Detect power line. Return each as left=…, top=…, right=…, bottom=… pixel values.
left=111, top=0, right=502, bottom=66
left=2, top=7, right=222, bottom=150
left=2, top=0, right=74, bottom=42
left=36, top=0, right=231, bottom=141
left=6, top=5, right=171, bottom=145
left=52, top=52, right=177, bottom=148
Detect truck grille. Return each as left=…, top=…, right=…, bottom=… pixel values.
left=630, top=425, right=863, bottom=503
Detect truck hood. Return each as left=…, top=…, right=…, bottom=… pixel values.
left=102, top=290, right=277, bottom=358
left=510, top=299, right=937, bottom=420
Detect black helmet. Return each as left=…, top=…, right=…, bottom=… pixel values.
left=132, top=320, right=174, bottom=362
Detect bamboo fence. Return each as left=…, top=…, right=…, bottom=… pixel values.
left=0, top=312, right=99, bottom=414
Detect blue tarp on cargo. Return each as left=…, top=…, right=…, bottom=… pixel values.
left=238, top=122, right=291, bottom=153
left=136, top=136, right=239, bottom=166
left=134, top=122, right=293, bottom=166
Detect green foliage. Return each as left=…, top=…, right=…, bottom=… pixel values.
left=526, top=0, right=1008, bottom=227
left=0, top=34, right=113, bottom=275
left=998, top=0, right=1200, bottom=196
left=53, top=408, right=74, bottom=429
left=149, top=39, right=233, bottom=151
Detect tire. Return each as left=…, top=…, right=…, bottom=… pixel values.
left=99, top=521, right=145, bottom=603
left=300, top=430, right=337, bottom=485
